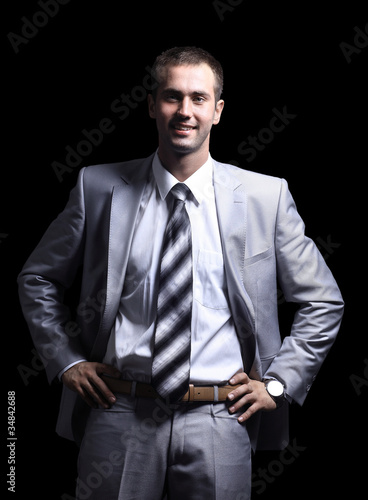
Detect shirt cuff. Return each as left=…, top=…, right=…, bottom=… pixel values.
left=58, top=359, right=87, bottom=381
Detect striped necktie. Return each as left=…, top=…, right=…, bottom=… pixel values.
left=151, top=183, right=193, bottom=402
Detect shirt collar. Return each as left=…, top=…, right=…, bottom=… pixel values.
left=152, top=150, right=213, bottom=205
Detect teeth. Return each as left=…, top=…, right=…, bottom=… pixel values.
left=174, top=126, right=194, bottom=130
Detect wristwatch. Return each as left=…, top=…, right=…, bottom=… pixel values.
left=263, top=379, right=285, bottom=408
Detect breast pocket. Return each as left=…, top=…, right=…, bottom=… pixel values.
left=244, top=246, right=274, bottom=267
left=194, top=250, right=229, bottom=309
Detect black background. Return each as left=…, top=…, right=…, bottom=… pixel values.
left=3, top=1, right=367, bottom=498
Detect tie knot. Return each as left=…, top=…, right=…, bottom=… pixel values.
left=171, top=183, right=191, bottom=202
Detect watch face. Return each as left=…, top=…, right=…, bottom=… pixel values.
left=267, top=380, right=284, bottom=397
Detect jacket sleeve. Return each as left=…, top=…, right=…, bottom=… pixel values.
left=263, top=179, right=344, bottom=405
left=17, top=168, right=88, bottom=383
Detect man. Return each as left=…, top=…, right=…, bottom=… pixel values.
left=18, top=47, right=344, bottom=499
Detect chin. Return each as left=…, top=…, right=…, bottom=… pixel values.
left=170, top=139, right=198, bottom=154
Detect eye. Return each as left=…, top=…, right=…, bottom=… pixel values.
left=193, top=96, right=205, bottom=103
left=163, top=92, right=181, bottom=102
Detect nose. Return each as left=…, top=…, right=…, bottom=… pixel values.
left=177, top=97, right=193, bottom=119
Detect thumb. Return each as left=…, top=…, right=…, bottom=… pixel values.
left=98, top=363, right=121, bottom=379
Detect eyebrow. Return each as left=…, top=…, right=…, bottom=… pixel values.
left=161, top=88, right=212, bottom=98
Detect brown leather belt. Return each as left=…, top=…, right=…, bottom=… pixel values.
left=101, top=376, right=241, bottom=402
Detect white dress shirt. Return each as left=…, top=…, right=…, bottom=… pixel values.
left=103, top=151, right=243, bottom=385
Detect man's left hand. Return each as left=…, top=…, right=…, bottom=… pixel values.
left=227, top=372, right=276, bottom=423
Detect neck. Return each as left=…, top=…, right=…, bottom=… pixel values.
left=157, top=145, right=209, bottom=182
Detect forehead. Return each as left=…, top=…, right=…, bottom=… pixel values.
left=157, top=64, right=216, bottom=96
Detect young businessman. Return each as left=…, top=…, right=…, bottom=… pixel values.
left=18, top=47, right=344, bottom=499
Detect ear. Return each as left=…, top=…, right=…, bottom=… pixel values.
left=213, top=99, right=224, bottom=125
left=148, top=94, right=156, bottom=119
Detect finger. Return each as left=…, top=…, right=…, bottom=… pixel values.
left=228, top=379, right=252, bottom=403
left=228, top=392, right=253, bottom=413
left=88, top=376, right=117, bottom=408
left=229, top=372, right=250, bottom=385
left=79, top=379, right=112, bottom=409
left=228, top=386, right=249, bottom=403
left=80, top=386, right=99, bottom=409
left=237, top=402, right=260, bottom=423
left=228, top=372, right=250, bottom=402
left=96, top=363, right=121, bottom=379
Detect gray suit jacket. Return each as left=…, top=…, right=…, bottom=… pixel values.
left=18, top=153, right=344, bottom=450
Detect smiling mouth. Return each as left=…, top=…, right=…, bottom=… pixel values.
left=171, top=124, right=197, bottom=131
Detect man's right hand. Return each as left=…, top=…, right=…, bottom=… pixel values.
left=61, top=361, right=121, bottom=409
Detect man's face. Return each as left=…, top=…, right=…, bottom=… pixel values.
left=148, top=64, right=224, bottom=157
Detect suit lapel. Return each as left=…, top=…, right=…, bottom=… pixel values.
left=91, top=155, right=153, bottom=360
left=213, top=161, right=256, bottom=374
left=92, top=155, right=257, bottom=372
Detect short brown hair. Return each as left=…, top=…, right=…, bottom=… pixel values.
left=151, top=46, right=224, bottom=101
